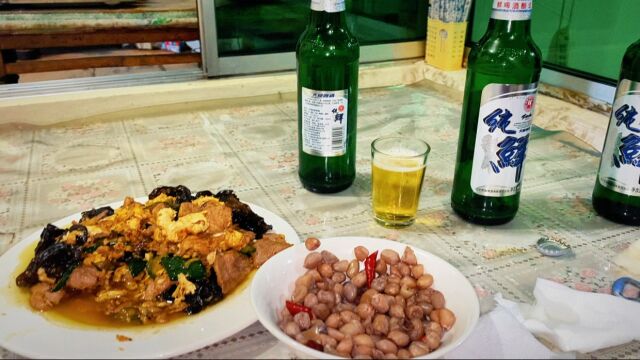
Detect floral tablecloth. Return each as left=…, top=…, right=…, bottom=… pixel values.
left=0, top=80, right=638, bottom=359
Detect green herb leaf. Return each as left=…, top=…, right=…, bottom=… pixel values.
left=160, top=255, right=186, bottom=281
left=185, top=260, right=206, bottom=281
left=83, top=243, right=101, bottom=254
left=239, top=244, right=256, bottom=257
left=127, top=257, right=147, bottom=277
left=160, top=256, right=206, bottom=281
left=52, top=264, right=77, bottom=292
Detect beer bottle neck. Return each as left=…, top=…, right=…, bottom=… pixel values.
left=487, top=0, right=533, bottom=38
left=310, top=10, right=346, bottom=27
left=309, top=0, right=346, bottom=27
left=486, top=18, right=531, bottom=37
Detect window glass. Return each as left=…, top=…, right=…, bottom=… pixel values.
left=215, top=0, right=428, bottom=57
left=470, top=0, right=639, bottom=82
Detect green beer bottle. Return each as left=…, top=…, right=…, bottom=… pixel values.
left=451, top=0, right=542, bottom=225
left=592, top=39, right=640, bottom=225
left=297, top=0, right=360, bottom=193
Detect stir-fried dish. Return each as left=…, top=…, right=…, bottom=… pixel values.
left=15, top=186, right=292, bottom=324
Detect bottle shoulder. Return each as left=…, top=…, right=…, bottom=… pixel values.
left=297, top=25, right=360, bottom=59
left=469, top=34, right=542, bottom=73
left=620, top=39, right=640, bottom=82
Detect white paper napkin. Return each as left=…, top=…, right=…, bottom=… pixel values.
left=444, top=303, right=563, bottom=359
left=496, top=278, right=640, bottom=353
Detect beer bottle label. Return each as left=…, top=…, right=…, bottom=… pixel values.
left=301, top=87, right=348, bottom=157
left=470, top=83, right=537, bottom=197
left=311, top=0, right=346, bottom=13
left=598, top=79, right=640, bottom=196
left=491, top=0, right=532, bottom=21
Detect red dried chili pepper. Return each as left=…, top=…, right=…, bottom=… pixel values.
left=306, top=340, right=324, bottom=352
left=365, top=250, right=378, bottom=288
left=285, top=300, right=312, bottom=316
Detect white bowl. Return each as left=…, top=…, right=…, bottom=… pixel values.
left=251, top=236, right=479, bottom=359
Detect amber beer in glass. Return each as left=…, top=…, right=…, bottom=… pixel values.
left=371, top=137, right=430, bottom=227
left=451, top=0, right=542, bottom=225
left=297, top=0, right=360, bottom=193
left=592, top=38, right=640, bottom=225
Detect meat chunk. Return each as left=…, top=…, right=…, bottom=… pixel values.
left=214, top=190, right=272, bottom=238
left=213, top=251, right=253, bottom=295
left=29, top=283, right=65, bottom=311
left=178, top=202, right=199, bottom=217
left=67, top=266, right=100, bottom=290
left=202, top=202, right=233, bottom=234
left=253, top=239, right=292, bottom=267
left=143, top=274, right=173, bottom=301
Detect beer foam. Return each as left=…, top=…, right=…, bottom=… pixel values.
left=384, top=146, right=422, bottom=157
left=373, top=156, right=425, bottom=172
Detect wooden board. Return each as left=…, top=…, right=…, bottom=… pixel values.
left=2, top=0, right=138, bottom=4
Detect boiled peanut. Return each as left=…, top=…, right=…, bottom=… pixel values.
left=430, top=290, right=445, bottom=309
left=424, top=331, right=441, bottom=350
left=389, top=304, right=405, bottom=318
left=384, top=282, right=400, bottom=296
left=405, top=304, right=424, bottom=320
left=401, top=247, right=417, bottom=265
left=318, top=263, right=334, bottom=278
left=333, top=260, right=349, bottom=272
left=371, top=293, right=390, bottom=314
left=340, top=310, right=360, bottom=323
left=408, top=341, right=430, bottom=357
left=292, top=285, right=308, bottom=303
left=294, top=312, right=311, bottom=330
left=318, top=290, right=335, bottom=306
left=372, top=314, right=390, bottom=335
left=360, top=288, right=379, bottom=305
left=326, top=313, right=342, bottom=328
left=343, top=282, right=358, bottom=302
left=340, top=320, right=365, bottom=336
left=380, top=249, right=400, bottom=265
left=305, top=237, right=321, bottom=251
left=327, top=328, right=345, bottom=341
left=375, top=339, right=398, bottom=355
left=353, top=334, right=375, bottom=348
left=352, top=345, right=374, bottom=357
left=399, top=283, right=416, bottom=298
left=354, top=246, right=369, bottom=261
left=371, top=276, right=387, bottom=292
left=312, top=303, right=330, bottom=320
left=387, top=330, right=410, bottom=347
left=352, top=271, right=368, bottom=288
left=304, top=252, right=323, bottom=269
left=398, top=263, right=411, bottom=277
left=375, top=258, right=388, bottom=275
left=417, top=274, right=434, bottom=289
left=303, top=293, right=318, bottom=308
left=336, top=337, right=354, bottom=354
left=356, top=303, right=375, bottom=320
left=411, top=265, right=424, bottom=279
left=436, top=308, right=456, bottom=330
left=321, top=250, right=339, bottom=264
left=283, top=321, right=300, bottom=337
left=347, top=260, right=360, bottom=279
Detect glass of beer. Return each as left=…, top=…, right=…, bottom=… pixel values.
left=371, top=136, right=430, bottom=227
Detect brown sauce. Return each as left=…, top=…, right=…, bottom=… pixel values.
left=13, top=243, right=254, bottom=329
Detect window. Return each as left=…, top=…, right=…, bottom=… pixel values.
left=470, top=0, right=639, bottom=84
left=201, top=0, right=428, bottom=76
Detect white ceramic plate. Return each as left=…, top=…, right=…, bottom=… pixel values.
left=0, top=198, right=300, bottom=359
left=252, top=236, right=480, bottom=359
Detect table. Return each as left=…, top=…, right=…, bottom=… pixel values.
left=0, top=79, right=638, bottom=358
left=0, top=0, right=199, bottom=81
